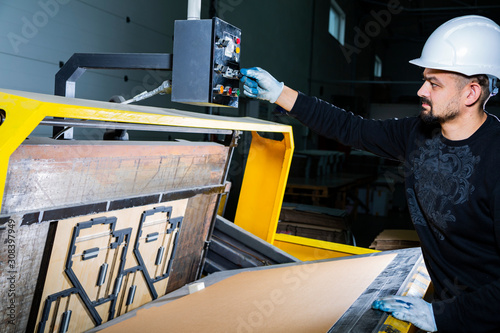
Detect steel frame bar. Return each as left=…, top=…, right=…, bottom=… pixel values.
left=53, top=53, right=173, bottom=138
left=55, top=53, right=173, bottom=98
left=40, top=118, right=233, bottom=135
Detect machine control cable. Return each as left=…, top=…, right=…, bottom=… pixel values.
left=121, top=80, right=172, bottom=105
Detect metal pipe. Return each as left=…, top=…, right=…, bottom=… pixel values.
left=41, top=118, right=233, bottom=136
left=187, top=0, right=202, bottom=20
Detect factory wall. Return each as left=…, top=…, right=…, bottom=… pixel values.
left=0, top=1, right=318, bottom=109
left=0, top=1, right=399, bottom=124
left=0, top=0, right=179, bottom=101
left=1, top=1, right=495, bottom=124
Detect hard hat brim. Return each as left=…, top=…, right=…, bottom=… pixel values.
left=409, top=58, right=500, bottom=79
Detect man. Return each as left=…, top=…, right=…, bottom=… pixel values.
left=240, top=15, right=500, bottom=333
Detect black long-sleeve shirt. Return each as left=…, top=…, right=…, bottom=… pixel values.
left=288, top=92, right=500, bottom=333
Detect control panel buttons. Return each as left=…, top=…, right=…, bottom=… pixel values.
left=224, top=39, right=236, bottom=58
left=213, top=84, right=224, bottom=94
left=172, top=18, right=240, bottom=108
left=213, top=84, right=239, bottom=97
left=216, top=33, right=241, bottom=62
left=216, top=38, right=229, bottom=48
left=214, top=63, right=227, bottom=74
left=223, top=86, right=232, bottom=96
left=221, top=67, right=240, bottom=79
left=210, top=19, right=241, bottom=107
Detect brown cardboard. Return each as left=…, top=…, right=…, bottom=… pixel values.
left=101, top=253, right=397, bottom=332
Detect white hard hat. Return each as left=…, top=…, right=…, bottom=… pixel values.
left=410, top=15, right=500, bottom=95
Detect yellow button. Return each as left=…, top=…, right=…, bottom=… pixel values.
left=235, top=47, right=240, bottom=54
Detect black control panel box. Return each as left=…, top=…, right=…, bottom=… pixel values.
left=171, top=17, right=241, bottom=108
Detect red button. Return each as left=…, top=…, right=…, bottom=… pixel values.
left=236, top=38, right=241, bottom=44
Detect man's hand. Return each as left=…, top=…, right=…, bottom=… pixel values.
left=372, top=296, right=437, bottom=332
left=240, top=67, right=284, bottom=103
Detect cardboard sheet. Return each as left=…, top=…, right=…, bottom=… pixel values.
left=101, top=253, right=396, bottom=333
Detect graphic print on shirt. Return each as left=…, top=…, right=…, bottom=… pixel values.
left=407, top=136, right=479, bottom=239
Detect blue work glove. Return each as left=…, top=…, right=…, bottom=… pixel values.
left=240, top=67, right=284, bottom=103
left=372, top=296, right=437, bottom=332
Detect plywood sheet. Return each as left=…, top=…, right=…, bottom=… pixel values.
left=101, top=253, right=396, bottom=333
left=4, top=139, right=228, bottom=214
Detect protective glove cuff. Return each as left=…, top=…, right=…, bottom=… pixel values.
left=427, top=302, right=437, bottom=332
left=269, top=81, right=284, bottom=103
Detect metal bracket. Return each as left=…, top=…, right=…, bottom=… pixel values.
left=55, top=53, right=173, bottom=98
left=54, top=53, right=173, bottom=138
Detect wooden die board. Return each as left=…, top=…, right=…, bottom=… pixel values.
left=33, top=199, right=188, bottom=333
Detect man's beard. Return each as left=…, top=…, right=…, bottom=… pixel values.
left=419, top=97, right=459, bottom=124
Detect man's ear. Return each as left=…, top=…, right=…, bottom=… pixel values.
left=464, top=82, right=482, bottom=106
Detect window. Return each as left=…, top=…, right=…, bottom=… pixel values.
left=328, top=1, right=345, bottom=45
left=374, top=55, right=382, bottom=77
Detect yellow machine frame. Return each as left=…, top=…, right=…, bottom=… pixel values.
left=0, top=88, right=376, bottom=259
left=0, top=89, right=292, bottom=243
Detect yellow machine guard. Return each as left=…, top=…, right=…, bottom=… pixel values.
left=0, top=89, right=292, bottom=244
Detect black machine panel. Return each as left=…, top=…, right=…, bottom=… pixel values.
left=172, top=17, right=241, bottom=108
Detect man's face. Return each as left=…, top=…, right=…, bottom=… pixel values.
left=417, top=68, right=465, bottom=124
